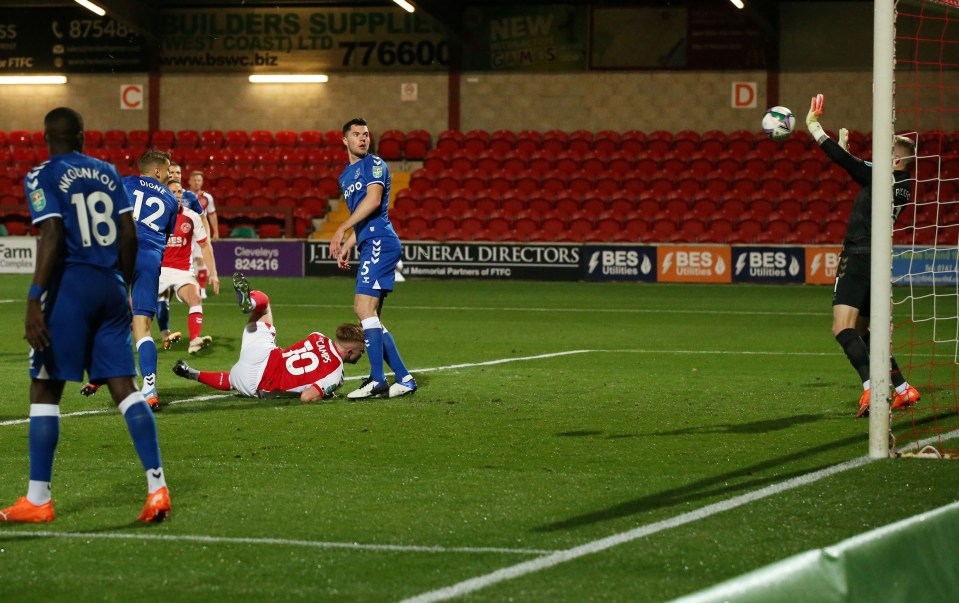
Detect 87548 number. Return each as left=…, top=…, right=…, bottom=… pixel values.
left=339, top=40, right=448, bottom=67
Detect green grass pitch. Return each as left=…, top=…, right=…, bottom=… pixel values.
left=0, top=274, right=956, bottom=602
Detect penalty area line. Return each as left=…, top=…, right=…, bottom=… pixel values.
left=0, top=530, right=555, bottom=556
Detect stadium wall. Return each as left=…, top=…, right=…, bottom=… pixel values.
left=0, top=1, right=884, bottom=135
left=0, top=69, right=879, bottom=136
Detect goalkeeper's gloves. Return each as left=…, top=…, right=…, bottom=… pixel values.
left=838, top=127, right=849, bottom=151
left=806, top=93, right=827, bottom=144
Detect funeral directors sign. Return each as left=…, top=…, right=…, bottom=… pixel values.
left=305, top=241, right=581, bottom=280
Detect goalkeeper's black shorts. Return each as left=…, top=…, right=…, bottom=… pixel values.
left=832, top=251, right=870, bottom=317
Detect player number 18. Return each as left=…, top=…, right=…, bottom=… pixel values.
left=70, top=191, right=116, bottom=247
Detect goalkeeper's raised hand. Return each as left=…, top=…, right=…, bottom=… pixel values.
left=838, top=127, right=849, bottom=151
left=806, top=93, right=826, bottom=144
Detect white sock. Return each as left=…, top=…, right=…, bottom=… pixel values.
left=862, top=379, right=871, bottom=391
left=895, top=382, right=909, bottom=395
left=146, top=467, right=167, bottom=493
left=27, top=480, right=51, bottom=505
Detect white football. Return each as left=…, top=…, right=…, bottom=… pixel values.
left=762, top=106, right=795, bottom=141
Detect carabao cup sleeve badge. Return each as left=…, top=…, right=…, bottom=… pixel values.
left=372, top=166, right=383, bottom=179
left=30, top=190, right=46, bottom=211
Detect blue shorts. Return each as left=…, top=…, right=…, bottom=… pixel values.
left=355, top=237, right=401, bottom=297
left=130, top=247, right=163, bottom=317
left=30, top=264, right=136, bottom=383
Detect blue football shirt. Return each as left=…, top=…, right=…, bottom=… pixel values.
left=123, top=175, right=179, bottom=257
left=26, top=151, right=132, bottom=270
left=182, top=189, right=204, bottom=215
left=338, top=153, right=398, bottom=246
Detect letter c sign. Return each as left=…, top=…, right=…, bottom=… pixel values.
left=120, top=84, right=143, bottom=110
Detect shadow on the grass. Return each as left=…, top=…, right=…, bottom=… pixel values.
left=537, top=406, right=958, bottom=533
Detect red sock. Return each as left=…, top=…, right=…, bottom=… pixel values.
left=188, top=307, right=203, bottom=340
left=251, top=290, right=269, bottom=309
left=197, top=268, right=208, bottom=289
left=198, top=371, right=231, bottom=390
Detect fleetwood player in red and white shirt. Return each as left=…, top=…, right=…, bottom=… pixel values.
left=159, top=182, right=220, bottom=354
left=172, top=272, right=366, bottom=401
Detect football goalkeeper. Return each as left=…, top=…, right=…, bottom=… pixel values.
left=172, top=272, right=366, bottom=401
left=806, top=93, right=920, bottom=417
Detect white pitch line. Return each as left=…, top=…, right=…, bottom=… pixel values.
left=399, top=428, right=959, bottom=603
left=0, top=530, right=555, bottom=556
left=0, top=349, right=840, bottom=427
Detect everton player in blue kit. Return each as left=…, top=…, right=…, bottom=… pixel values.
left=126, top=150, right=180, bottom=408
left=0, top=108, right=171, bottom=523
left=330, top=118, right=417, bottom=399
left=80, top=150, right=179, bottom=409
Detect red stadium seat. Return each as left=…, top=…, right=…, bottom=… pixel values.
left=672, top=130, right=701, bottom=154
left=578, top=151, right=605, bottom=177
left=501, top=150, right=526, bottom=175
left=248, top=130, right=273, bottom=150
left=606, top=150, right=633, bottom=172
left=298, top=130, right=324, bottom=148
left=422, top=149, right=446, bottom=173
left=199, top=130, right=224, bottom=149
left=102, top=130, right=127, bottom=149
left=150, top=130, right=175, bottom=150
left=449, top=149, right=473, bottom=172
left=593, top=130, right=622, bottom=154
left=273, top=130, right=297, bottom=148
left=489, top=129, right=516, bottom=154
left=175, top=130, right=200, bottom=149
left=736, top=218, right=763, bottom=242
left=527, top=150, right=553, bottom=172
left=646, top=130, right=673, bottom=154
left=542, top=130, right=568, bottom=154
left=436, top=130, right=464, bottom=153
left=7, top=130, right=30, bottom=148
left=515, top=130, right=542, bottom=154
left=475, top=149, right=500, bottom=173
left=226, top=130, right=251, bottom=149
left=700, top=130, right=727, bottom=155
left=463, top=129, right=490, bottom=154
left=620, top=130, right=646, bottom=155
left=567, top=130, right=594, bottom=154
left=377, top=129, right=405, bottom=160
left=404, top=130, right=431, bottom=160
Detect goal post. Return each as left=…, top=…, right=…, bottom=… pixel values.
left=870, top=0, right=895, bottom=458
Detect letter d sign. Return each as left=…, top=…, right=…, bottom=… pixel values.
left=732, top=82, right=757, bottom=109
left=120, top=84, right=143, bottom=110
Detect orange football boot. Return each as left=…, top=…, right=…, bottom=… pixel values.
left=0, top=497, right=54, bottom=523
left=137, top=486, right=171, bottom=523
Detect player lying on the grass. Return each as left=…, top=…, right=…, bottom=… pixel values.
left=172, top=272, right=365, bottom=401
left=806, top=93, right=921, bottom=417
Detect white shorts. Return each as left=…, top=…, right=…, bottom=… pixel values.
left=192, top=240, right=203, bottom=266
left=229, top=321, right=277, bottom=396
left=158, top=267, right=199, bottom=303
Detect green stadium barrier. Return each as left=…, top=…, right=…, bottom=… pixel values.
left=671, top=500, right=959, bottom=603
